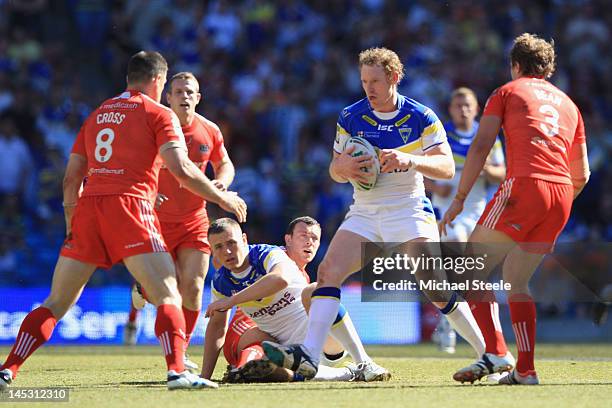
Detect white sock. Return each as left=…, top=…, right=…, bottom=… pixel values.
left=330, top=311, right=370, bottom=363
left=312, top=365, right=353, bottom=382
left=304, top=296, right=340, bottom=364
left=444, top=302, right=485, bottom=357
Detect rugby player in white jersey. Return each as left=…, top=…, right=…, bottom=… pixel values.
left=263, top=48, right=499, bottom=380
left=428, top=87, right=506, bottom=357
left=202, top=218, right=389, bottom=382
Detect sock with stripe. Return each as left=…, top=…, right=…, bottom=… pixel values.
left=236, top=343, right=265, bottom=368
left=509, top=294, right=536, bottom=374
left=155, top=304, right=186, bottom=373
left=303, top=287, right=341, bottom=365
left=440, top=293, right=485, bottom=357
left=468, top=299, right=508, bottom=356
left=329, top=304, right=370, bottom=363
left=181, top=306, right=200, bottom=348
left=1, top=307, right=57, bottom=377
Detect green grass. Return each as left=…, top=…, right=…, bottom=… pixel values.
left=1, top=343, right=611, bottom=408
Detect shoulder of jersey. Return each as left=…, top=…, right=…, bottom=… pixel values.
left=140, top=92, right=176, bottom=115
left=251, top=243, right=281, bottom=261
left=340, top=97, right=371, bottom=120
left=194, top=112, right=221, bottom=132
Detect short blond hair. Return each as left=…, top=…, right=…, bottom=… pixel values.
left=450, top=87, right=478, bottom=105
left=358, top=47, right=405, bottom=83
left=510, top=33, right=556, bottom=79
left=169, top=71, right=199, bottom=91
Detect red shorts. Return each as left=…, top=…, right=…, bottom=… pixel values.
left=478, top=177, right=573, bottom=253
left=160, top=215, right=211, bottom=259
left=60, top=195, right=168, bottom=268
left=223, top=309, right=258, bottom=367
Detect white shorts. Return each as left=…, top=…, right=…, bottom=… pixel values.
left=339, top=196, right=440, bottom=244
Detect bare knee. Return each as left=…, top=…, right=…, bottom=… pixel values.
left=317, top=259, right=344, bottom=287
left=178, top=277, right=204, bottom=310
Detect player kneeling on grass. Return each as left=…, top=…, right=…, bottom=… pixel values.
left=202, top=217, right=390, bottom=383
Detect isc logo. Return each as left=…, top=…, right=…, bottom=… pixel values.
left=378, top=124, right=394, bottom=131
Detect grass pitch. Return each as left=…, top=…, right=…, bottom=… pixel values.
left=0, top=343, right=610, bottom=408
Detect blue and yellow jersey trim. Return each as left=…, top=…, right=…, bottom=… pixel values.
left=334, top=94, right=446, bottom=154
left=212, top=244, right=284, bottom=298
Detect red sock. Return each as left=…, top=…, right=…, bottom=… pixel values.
left=128, top=305, right=139, bottom=324
left=236, top=343, right=264, bottom=369
left=469, top=300, right=508, bottom=356
left=155, top=304, right=186, bottom=373
left=182, top=306, right=200, bottom=347
left=509, top=294, right=536, bottom=374
left=1, top=307, right=57, bottom=377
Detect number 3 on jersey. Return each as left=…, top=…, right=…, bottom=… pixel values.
left=95, top=128, right=115, bottom=162
left=538, top=104, right=560, bottom=137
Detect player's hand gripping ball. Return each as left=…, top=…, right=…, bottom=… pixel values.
left=343, top=136, right=380, bottom=191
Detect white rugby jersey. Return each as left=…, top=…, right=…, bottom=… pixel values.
left=334, top=94, right=447, bottom=206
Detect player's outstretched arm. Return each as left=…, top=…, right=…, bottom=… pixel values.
left=201, top=309, right=229, bottom=379
left=211, top=265, right=292, bottom=314
left=569, top=142, right=590, bottom=199
left=62, top=153, right=88, bottom=235
left=161, top=147, right=247, bottom=222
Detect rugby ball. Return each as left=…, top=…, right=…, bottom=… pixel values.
left=343, top=136, right=380, bottom=191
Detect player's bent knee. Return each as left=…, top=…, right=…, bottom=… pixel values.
left=317, top=259, right=345, bottom=287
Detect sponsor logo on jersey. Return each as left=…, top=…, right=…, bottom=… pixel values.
left=125, top=242, right=145, bottom=249
left=378, top=124, right=394, bottom=132
left=248, top=291, right=296, bottom=319
left=199, top=144, right=210, bottom=153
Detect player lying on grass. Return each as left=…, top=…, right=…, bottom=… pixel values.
left=202, top=217, right=390, bottom=382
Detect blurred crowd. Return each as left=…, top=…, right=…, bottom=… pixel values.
left=0, top=0, right=610, bottom=292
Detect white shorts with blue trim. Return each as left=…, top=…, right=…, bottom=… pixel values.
left=338, top=196, right=440, bottom=244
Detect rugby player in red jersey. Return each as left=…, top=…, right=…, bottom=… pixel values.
left=441, top=34, right=590, bottom=385
left=0, top=51, right=246, bottom=390
left=125, top=72, right=236, bottom=371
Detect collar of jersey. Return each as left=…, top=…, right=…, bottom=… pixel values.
left=365, top=93, right=407, bottom=120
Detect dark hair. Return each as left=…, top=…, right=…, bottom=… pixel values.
left=286, top=216, right=320, bottom=235
left=126, top=51, right=168, bottom=84
left=208, top=217, right=241, bottom=236
left=510, top=33, right=556, bottom=79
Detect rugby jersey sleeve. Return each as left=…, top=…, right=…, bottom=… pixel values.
left=71, top=116, right=89, bottom=157
left=260, top=247, right=294, bottom=274
left=209, top=121, right=228, bottom=163
left=420, top=108, right=447, bottom=151
left=573, top=108, right=586, bottom=146
left=148, top=104, right=187, bottom=153
left=483, top=86, right=506, bottom=118
left=333, top=109, right=351, bottom=154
